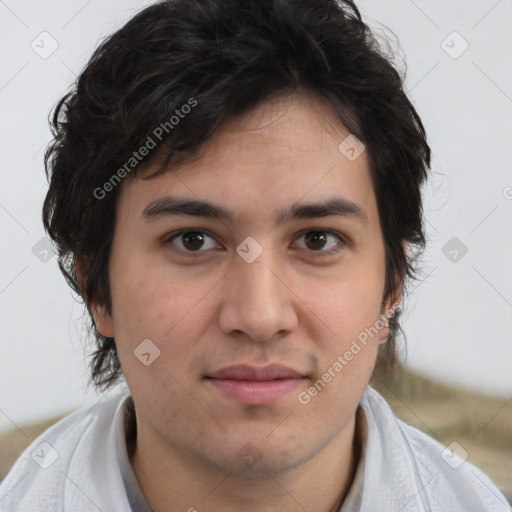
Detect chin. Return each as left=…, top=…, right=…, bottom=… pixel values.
left=198, top=434, right=317, bottom=477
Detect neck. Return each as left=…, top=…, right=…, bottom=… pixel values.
left=125, top=402, right=365, bottom=512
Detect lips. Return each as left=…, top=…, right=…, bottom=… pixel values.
left=205, top=364, right=307, bottom=405
left=207, top=364, right=305, bottom=381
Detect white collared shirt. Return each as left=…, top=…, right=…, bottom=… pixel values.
left=0, top=385, right=510, bottom=511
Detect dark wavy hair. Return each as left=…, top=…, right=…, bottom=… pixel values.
left=42, top=0, right=430, bottom=391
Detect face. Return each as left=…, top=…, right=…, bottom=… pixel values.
left=91, top=92, right=400, bottom=476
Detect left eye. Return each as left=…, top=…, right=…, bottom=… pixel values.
left=165, top=229, right=344, bottom=254
left=294, top=229, right=344, bottom=254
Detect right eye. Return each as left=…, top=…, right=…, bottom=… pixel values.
left=164, top=229, right=221, bottom=254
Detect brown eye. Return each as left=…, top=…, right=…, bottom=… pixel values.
left=167, top=230, right=218, bottom=253
left=305, top=231, right=327, bottom=250
left=295, top=229, right=344, bottom=254
left=182, top=231, right=206, bottom=250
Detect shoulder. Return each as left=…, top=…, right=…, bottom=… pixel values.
left=356, top=386, right=511, bottom=512
left=0, top=388, right=132, bottom=512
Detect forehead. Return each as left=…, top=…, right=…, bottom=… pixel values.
left=173, top=92, right=357, bottom=167
left=117, top=92, right=377, bottom=229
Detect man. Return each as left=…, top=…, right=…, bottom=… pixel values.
left=0, top=0, right=509, bottom=510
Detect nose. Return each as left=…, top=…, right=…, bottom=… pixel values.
left=218, top=248, right=299, bottom=343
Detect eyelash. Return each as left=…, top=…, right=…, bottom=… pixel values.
left=164, top=228, right=347, bottom=256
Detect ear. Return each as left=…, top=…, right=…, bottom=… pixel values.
left=75, top=258, right=115, bottom=338
left=378, top=240, right=409, bottom=341
left=379, top=279, right=403, bottom=343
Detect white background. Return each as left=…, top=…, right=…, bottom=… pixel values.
left=0, top=0, right=511, bottom=434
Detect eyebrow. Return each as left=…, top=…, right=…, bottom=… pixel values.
left=141, top=195, right=368, bottom=225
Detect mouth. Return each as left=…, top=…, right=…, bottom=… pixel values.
left=205, top=364, right=307, bottom=405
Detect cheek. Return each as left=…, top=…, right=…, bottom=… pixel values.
left=109, top=264, right=214, bottom=373
left=109, top=257, right=188, bottom=333
left=306, top=271, right=384, bottom=391
left=308, top=287, right=382, bottom=403
left=316, top=271, right=384, bottom=341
